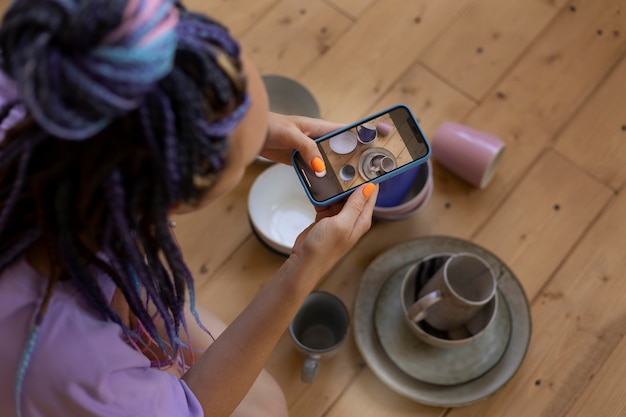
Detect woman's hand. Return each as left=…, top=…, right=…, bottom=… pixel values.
left=289, top=183, right=378, bottom=275
left=260, top=112, right=344, bottom=175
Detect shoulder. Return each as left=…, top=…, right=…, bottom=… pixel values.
left=0, top=258, right=203, bottom=417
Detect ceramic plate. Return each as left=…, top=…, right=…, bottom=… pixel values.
left=329, top=131, right=358, bottom=154
left=262, top=75, right=320, bottom=118
left=248, top=164, right=315, bottom=254
left=353, top=235, right=531, bottom=407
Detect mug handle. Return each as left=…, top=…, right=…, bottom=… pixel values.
left=407, top=290, right=442, bottom=323
left=301, top=355, right=321, bottom=383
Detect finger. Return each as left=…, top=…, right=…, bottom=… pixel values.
left=290, top=130, right=327, bottom=178
left=295, top=116, right=345, bottom=139
left=335, top=183, right=378, bottom=237
left=293, top=116, right=346, bottom=178
left=352, top=183, right=378, bottom=235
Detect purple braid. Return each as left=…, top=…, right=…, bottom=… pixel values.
left=0, top=137, right=36, bottom=236
left=104, top=169, right=178, bottom=355
left=138, top=89, right=181, bottom=203
left=54, top=180, right=121, bottom=324
left=0, top=228, right=40, bottom=273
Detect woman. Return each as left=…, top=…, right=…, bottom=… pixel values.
left=0, top=1, right=377, bottom=416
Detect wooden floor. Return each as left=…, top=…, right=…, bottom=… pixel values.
left=170, top=0, right=626, bottom=416
left=2, top=0, right=617, bottom=415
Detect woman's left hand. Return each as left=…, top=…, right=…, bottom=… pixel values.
left=260, top=112, right=344, bottom=173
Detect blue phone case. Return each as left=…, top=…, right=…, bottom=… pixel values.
left=291, top=104, right=431, bottom=207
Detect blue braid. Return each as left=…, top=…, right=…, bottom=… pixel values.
left=0, top=0, right=179, bottom=140
left=124, top=1, right=173, bottom=46
left=15, top=326, right=39, bottom=417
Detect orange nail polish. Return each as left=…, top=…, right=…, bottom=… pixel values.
left=311, top=157, right=326, bottom=173
left=363, top=183, right=376, bottom=198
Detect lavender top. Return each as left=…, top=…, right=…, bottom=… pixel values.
left=0, top=258, right=203, bottom=417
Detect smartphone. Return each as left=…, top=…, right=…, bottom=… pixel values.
left=291, top=104, right=431, bottom=206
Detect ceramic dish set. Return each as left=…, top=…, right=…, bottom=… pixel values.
left=354, top=236, right=531, bottom=407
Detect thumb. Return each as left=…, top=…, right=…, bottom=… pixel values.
left=336, top=183, right=378, bottom=239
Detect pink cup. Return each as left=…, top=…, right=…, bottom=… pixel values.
left=432, top=122, right=505, bottom=189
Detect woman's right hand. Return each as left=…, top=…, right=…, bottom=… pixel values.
left=289, top=183, right=379, bottom=277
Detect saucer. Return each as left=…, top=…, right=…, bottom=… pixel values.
left=353, top=236, right=531, bottom=407
left=374, top=261, right=511, bottom=386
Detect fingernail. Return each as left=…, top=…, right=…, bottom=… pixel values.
left=363, top=183, right=376, bottom=198
left=315, top=169, right=327, bottom=178
left=311, top=157, right=326, bottom=174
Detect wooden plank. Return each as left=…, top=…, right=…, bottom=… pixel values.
left=183, top=0, right=280, bottom=38
left=473, top=150, right=613, bottom=300
left=554, top=55, right=626, bottom=191
left=421, top=0, right=563, bottom=100
left=239, top=0, right=353, bottom=79
left=465, top=0, right=626, bottom=149
left=300, top=0, right=473, bottom=121
left=432, top=0, right=626, bottom=242
left=565, top=337, right=626, bottom=417
left=446, top=189, right=626, bottom=417
left=195, top=235, right=286, bottom=324
left=270, top=329, right=366, bottom=415
left=366, top=63, right=476, bottom=138
left=322, top=0, right=377, bottom=20
left=324, top=369, right=444, bottom=417
left=172, top=162, right=266, bottom=285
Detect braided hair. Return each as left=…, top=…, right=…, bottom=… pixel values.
left=0, top=0, right=250, bottom=414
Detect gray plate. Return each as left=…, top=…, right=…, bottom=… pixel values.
left=262, top=75, right=320, bottom=118
left=353, top=235, right=531, bottom=407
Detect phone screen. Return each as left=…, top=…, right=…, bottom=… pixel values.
left=293, top=105, right=430, bottom=205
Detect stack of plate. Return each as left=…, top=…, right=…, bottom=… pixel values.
left=353, top=236, right=532, bottom=407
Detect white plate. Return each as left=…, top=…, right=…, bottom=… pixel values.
left=248, top=164, right=316, bottom=254
left=329, top=131, right=358, bottom=154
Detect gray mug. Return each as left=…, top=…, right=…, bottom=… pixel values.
left=405, top=253, right=496, bottom=331
left=289, top=291, right=349, bottom=383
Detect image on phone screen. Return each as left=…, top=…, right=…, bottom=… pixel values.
left=293, top=105, right=430, bottom=205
